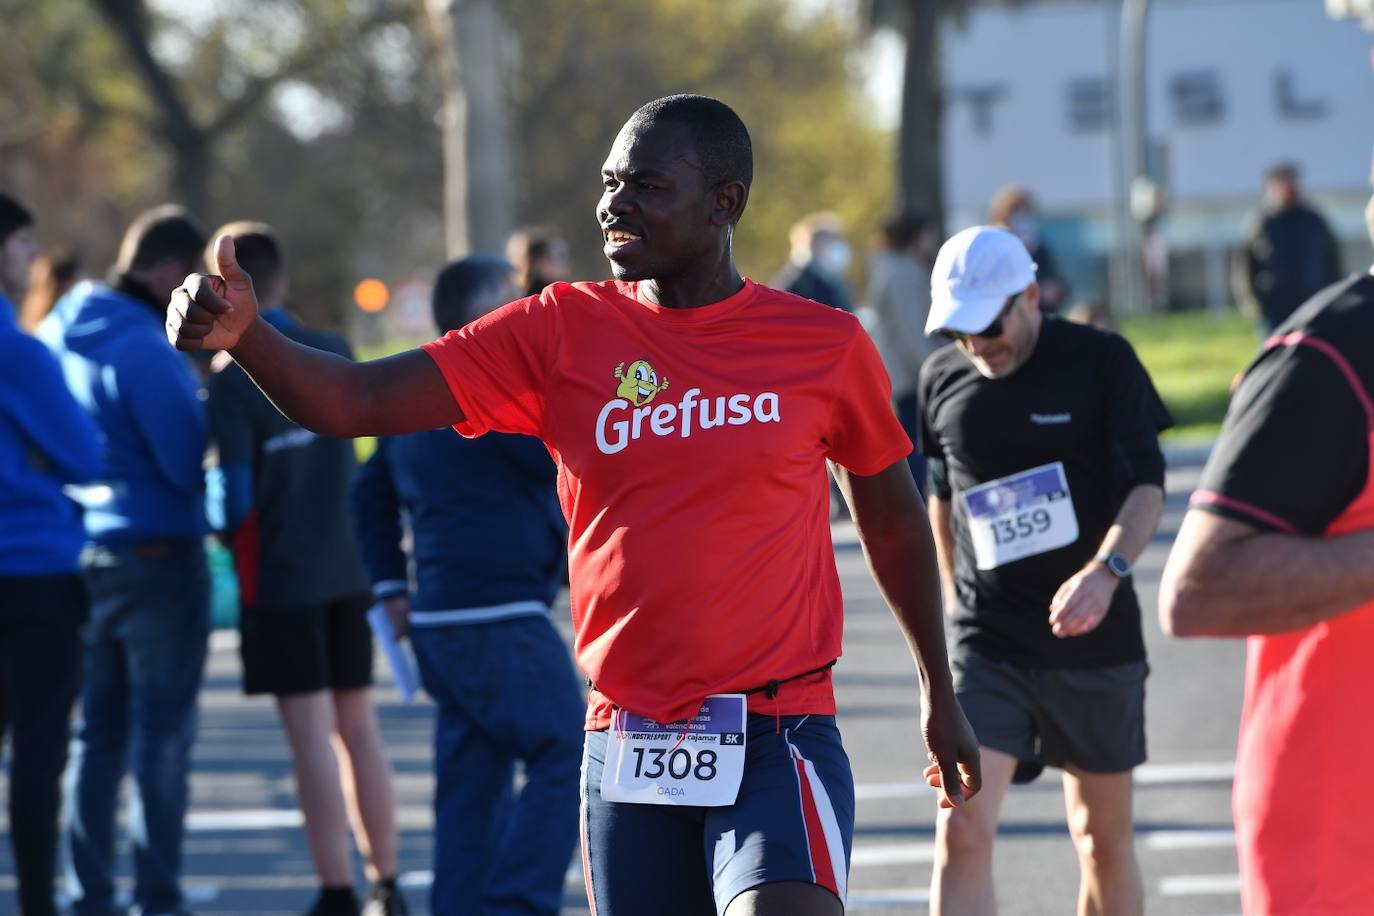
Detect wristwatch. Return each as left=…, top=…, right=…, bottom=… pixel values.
left=1095, top=552, right=1132, bottom=578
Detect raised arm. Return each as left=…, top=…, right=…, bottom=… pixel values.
left=168, top=235, right=463, bottom=438
left=833, top=459, right=981, bottom=808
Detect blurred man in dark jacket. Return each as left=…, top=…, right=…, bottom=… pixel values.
left=1236, top=162, right=1342, bottom=333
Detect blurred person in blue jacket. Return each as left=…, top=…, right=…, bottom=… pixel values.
left=0, top=192, right=103, bottom=916
left=205, top=222, right=404, bottom=916
left=351, top=254, right=583, bottom=916
left=38, top=205, right=211, bottom=916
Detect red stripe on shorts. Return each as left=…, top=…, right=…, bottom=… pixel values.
left=790, top=745, right=839, bottom=896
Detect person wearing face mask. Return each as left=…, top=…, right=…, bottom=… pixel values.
left=771, top=211, right=854, bottom=312
left=988, top=185, right=1068, bottom=314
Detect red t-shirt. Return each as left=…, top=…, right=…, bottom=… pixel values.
left=422, top=279, right=910, bottom=728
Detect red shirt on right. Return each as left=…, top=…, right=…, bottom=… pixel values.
left=1192, top=274, right=1374, bottom=915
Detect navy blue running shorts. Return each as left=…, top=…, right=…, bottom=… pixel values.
left=580, top=713, right=854, bottom=915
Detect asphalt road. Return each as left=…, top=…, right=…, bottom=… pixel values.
left=0, top=447, right=1248, bottom=915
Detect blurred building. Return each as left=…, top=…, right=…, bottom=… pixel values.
left=939, top=0, right=1374, bottom=310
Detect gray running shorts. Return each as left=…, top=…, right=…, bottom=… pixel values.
left=952, top=653, right=1148, bottom=782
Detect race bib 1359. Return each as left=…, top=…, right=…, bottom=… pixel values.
left=962, top=462, right=1079, bottom=570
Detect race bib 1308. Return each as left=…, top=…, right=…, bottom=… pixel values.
left=601, top=694, right=746, bottom=807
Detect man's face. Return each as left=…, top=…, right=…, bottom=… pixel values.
left=957, top=285, right=1042, bottom=379
left=531, top=242, right=571, bottom=288
left=0, top=225, right=39, bottom=300
left=597, top=121, right=717, bottom=282
left=1266, top=175, right=1299, bottom=208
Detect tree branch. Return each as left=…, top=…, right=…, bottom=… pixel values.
left=206, top=0, right=415, bottom=137
left=89, top=0, right=200, bottom=149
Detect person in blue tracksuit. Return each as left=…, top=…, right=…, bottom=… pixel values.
left=39, top=206, right=211, bottom=916
left=0, top=192, right=103, bottom=916
left=351, top=255, right=583, bottom=916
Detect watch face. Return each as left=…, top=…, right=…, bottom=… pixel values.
left=1107, top=553, right=1131, bottom=577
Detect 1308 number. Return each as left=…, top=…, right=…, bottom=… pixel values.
left=632, top=747, right=718, bottom=781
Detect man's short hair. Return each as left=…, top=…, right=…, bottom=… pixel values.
left=882, top=211, right=930, bottom=250
left=0, top=192, right=35, bottom=247
left=212, top=221, right=283, bottom=297
left=432, top=255, right=515, bottom=334
left=1266, top=162, right=1300, bottom=184
left=988, top=184, right=1034, bottom=226
left=115, top=205, right=207, bottom=274
left=624, top=95, right=753, bottom=192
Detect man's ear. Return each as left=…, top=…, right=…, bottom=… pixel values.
left=711, top=180, right=748, bottom=228
left=1022, top=281, right=1042, bottom=313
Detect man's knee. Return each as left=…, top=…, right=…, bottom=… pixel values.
left=938, top=805, right=999, bottom=861
left=330, top=692, right=379, bottom=750
left=1066, top=804, right=1136, bottom=869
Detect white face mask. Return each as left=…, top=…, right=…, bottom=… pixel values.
left=1006, top=212, right=1039, bottom=248
left=815, top=240, right=852, bottom=277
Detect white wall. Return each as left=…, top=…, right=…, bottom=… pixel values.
left=940, top=0, right=1374, bottom=234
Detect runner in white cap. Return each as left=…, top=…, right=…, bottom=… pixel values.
left=919, top=226, right=1171, bottom=916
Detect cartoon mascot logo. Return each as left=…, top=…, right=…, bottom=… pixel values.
left=614, top=359, right=669, bottom=406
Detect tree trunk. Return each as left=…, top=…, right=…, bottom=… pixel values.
left=425, top=0, right=514, bottom=259
left=897, top=0, right=945, bottom=232
left=91, top=0, right=212, bottom=216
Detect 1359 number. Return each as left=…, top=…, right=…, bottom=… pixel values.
left=988, top=508, right=1052, bottom=545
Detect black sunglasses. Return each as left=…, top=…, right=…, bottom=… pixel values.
left=940, top=292, right=1020, bottom=344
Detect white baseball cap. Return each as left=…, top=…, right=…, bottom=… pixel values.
left=925, top=225, right=1038, bottom=335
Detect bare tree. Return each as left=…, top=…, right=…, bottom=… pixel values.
left=89, top=0, right=409, bottom=216
left=424, top=0, right=515, bottom=258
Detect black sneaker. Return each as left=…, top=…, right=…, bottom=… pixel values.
left=305, top=886, right=360, bottom=916
left=361, top=879, right=408, bottom=916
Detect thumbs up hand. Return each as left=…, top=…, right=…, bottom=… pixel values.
left=166, top=234, right=261, bottom=352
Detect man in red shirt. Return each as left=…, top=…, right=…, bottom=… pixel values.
left=167, top=94, right=979, bottom=916
left=1160, top=155, right=1374, bottom=914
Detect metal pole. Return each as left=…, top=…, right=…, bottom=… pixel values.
left=1115, top=0, right=1151, bottom=314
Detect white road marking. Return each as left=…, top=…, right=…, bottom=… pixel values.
left=187, top=808, right=302, bottom=830
left=1134, top=761, right=1235, bottom=784
left=1143, top=829, right=1236, bottom=850
left=1161, top=874, right=1243, bottom=896
left=851, top=842, right=938, bottom=866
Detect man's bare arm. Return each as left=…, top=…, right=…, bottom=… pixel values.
left=926, top=496, right=957, bottom=612
left=834, top=460, right=981, bottom=807
left=1161, top=509, right=1374, bottom=636
left=227, top=321, right=460, bottom=437
left=168, top=235, right=463, bottom=437
left=1048, top=483, right=1164, bottom=638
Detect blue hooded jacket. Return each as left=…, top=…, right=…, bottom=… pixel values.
left=38, top=279, right=207, bottom=544
left=0, top=292, right=103, bottom=573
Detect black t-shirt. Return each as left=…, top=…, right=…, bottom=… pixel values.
left=207, top=317, right=370, bottom=608
left=920, top=318, right=1172, bottom=668
left=1196, top=274, right=1374, bottom=534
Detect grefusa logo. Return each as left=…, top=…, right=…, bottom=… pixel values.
left=595, top=358, right=780, bottom=455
